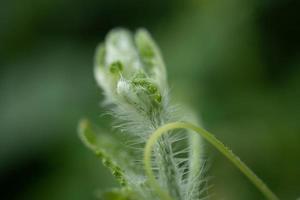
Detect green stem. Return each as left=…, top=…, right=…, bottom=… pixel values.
left=144, top=122, right=279, bottom=200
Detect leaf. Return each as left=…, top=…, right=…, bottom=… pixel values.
left=78, top=119, right=131, bottom=186
left=134, top=28, right=167, bottom=89
left=78, top=119, right=146, bottom=194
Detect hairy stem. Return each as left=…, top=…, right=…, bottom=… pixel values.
left=156, top=136, right=182, bottom=199
left=144, top=122, right=279, bottom=200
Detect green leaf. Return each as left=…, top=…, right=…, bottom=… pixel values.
left=134, top=29, right=167, bottom=89
left=78, top=119, right=130, bottom=186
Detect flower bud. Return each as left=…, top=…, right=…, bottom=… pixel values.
left=135, top=29, right=167, bottom=90
left=94, top=28, right=167, bottom=110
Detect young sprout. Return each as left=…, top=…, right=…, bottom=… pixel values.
left=79, top=28, right=279, bottom=200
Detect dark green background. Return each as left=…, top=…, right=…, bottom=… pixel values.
left=0, top=0, right=299, bottom=199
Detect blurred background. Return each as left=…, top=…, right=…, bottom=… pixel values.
left=0, top=0, right=299, bottom=199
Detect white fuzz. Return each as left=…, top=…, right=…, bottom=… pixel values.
left=94, top=28, right=207, bottom=200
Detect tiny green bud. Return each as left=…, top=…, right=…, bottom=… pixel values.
left=110, top=61, right=123, bottom=74
left=102, top=158, right=111, bottom=167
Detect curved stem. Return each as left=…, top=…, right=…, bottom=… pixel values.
left=144, top=122, right=279, bottom=200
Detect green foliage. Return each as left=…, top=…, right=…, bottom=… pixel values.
left=78, top=119, right=128, bottom=187
left=82, top=28, right=206, bottom=200
left=79, top=28, right=279, bottom=200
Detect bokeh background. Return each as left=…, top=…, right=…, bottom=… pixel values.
left=1, top=0, right=299, bottom=199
